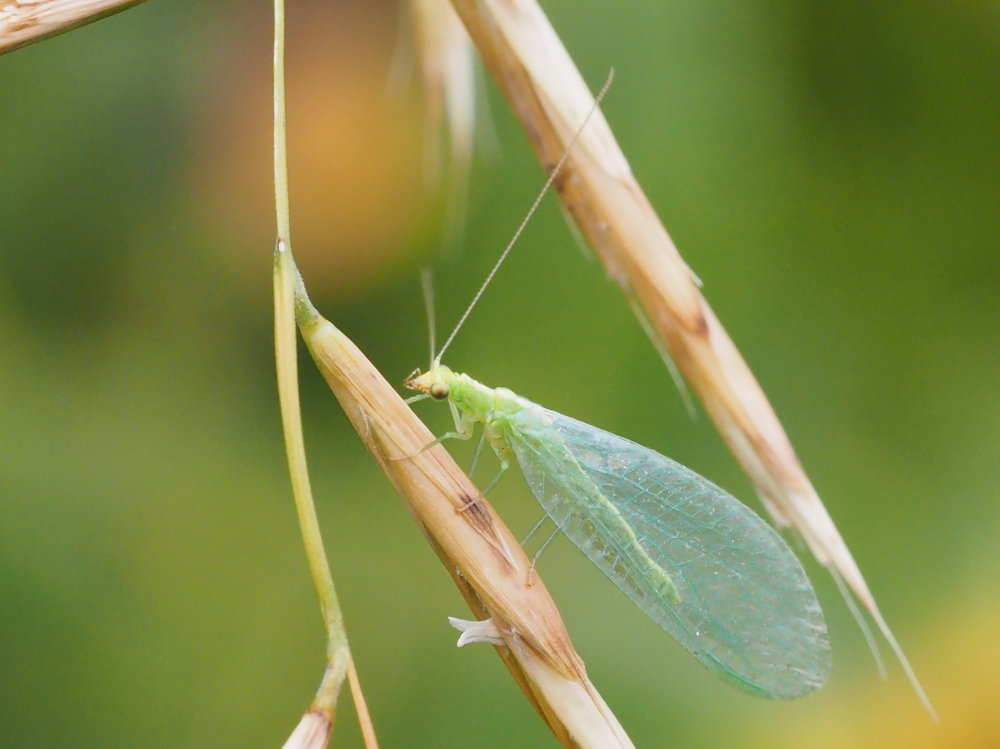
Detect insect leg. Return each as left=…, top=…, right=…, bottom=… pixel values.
left=457, top=460, right=508, bottom=512
left=526, top=526, right=563, bottom=585
left=431, top=411, right=477, bottom=446
left=394, top=403, right=477, bottom=461
left=467, top=430, right=488, bottom=479
left=520, top=513, right=550, bottom=547
left=480, top=459, right=508, bottom=496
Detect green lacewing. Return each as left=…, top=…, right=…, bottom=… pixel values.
left=405, top=364, right=831, bottom=698
left=404, top=70, right=830, bottom=698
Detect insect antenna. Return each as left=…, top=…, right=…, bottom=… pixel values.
left=434, top=68, right=616, bottom=364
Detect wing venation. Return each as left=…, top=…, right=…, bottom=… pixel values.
left=508, top=406, right=831, bottom=699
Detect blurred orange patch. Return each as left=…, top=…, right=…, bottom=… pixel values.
left=192, top=1, right=430, bottom=298
left=781, top=595, right=1000, bottom=748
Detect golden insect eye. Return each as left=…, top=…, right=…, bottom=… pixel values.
left=429, top=382, right=449, bottom=400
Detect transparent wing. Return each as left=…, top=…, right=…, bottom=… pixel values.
left=508, top=406, right=831, bottom=699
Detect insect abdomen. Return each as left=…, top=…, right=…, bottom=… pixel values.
left=509, top=408, right=681, bottom=606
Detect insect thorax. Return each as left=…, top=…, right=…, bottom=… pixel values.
left=446, top=371, right=498, bottom=423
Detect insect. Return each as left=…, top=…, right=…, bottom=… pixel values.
left=405, top=363, right=831, bottom=699
left=404, top=71, right=830, bottom=699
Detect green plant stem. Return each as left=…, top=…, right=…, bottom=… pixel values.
left=274, top=0, right=292, bottom=243
left=273, top=0, right=348, bottom=718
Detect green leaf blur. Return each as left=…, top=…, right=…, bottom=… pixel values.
left=1, top=1, right=997, bottom=746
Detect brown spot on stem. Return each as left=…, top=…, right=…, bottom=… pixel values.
left=457, top=492, right=492, bottom=530
left=687, top=305, right=710, bottom=339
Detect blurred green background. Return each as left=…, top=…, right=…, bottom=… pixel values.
left=2, top=1, right=998, bottom=746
